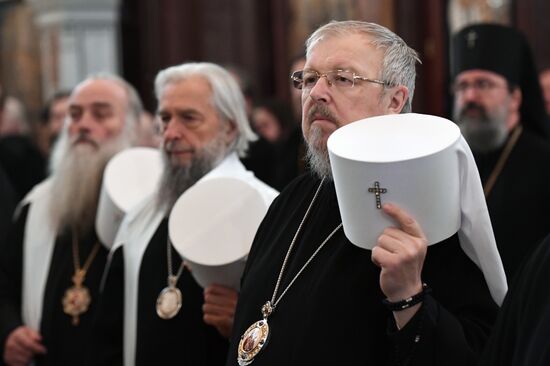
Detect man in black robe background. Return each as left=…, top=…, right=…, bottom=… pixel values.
left=451, top=23, right=550, bottom=281
left=0, top=164, right=16, bottom=245
left=0, top=74, right=142, bottom=366
left=226, top=20, right=504, bottom=366
left=0, top=93, right=16, bottom=244
left=479, top=233, right=550, bottom=366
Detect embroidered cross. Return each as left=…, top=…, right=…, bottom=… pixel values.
left=368, top=181, right=387, bottom=209
left=466, top=30, right=478, bottom=49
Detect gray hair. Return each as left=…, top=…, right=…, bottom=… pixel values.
left=306, top=20, right=421, bottom=113
left=154, top=62, right=256, bottom=157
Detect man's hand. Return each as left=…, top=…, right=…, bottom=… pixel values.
left=3, top=326, right=47, bottom=366
left=202, top=284, right=238, bottom=338
left=371, top=203, right=428, bottom=328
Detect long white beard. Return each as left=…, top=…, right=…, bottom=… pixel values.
left=49, top=131, right=130, bottom=234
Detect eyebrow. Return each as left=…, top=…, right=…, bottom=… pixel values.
left=157, top=107, right=202, bottom=116
left=304, top=66, right=361, bottom=74
left=90, top=102, right=114, bottom=110
left=69, top=102, right=114, bottom=110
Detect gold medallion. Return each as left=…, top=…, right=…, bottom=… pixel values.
left=238, top=319, right=270, bottom=365
left=63, top=233, right=101, bottom=326
left=235, top=180, right=342, bottom=366
left=62, top=284, right=91, bottom=326
left=156, top=286, right=182, bottom=319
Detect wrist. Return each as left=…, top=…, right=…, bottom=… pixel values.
left=382, top=283, right=430, bottom=311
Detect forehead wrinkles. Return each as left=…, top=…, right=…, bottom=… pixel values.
left=306, top=35, right=382, bottom=75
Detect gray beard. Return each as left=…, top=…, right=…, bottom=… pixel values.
left=305, top=125, right=333, bottom=180
left=49, top=132, right=129, bottom=234
left=156, top=137, right=228, bottom=212
left=454, top=103, right=509, bottom=153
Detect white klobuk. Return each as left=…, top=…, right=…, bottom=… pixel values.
left=327, top=113, right=507, bottom=305
left=328, top=113, right=461, bottom=248
left=96, top=147, right=162, bottom=248
left=169, top=177, right=270, bottom=290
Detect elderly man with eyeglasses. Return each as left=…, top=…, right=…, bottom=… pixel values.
left=451, top=23, right=550, bottom=281
left=226, top=20, right=501, bottom=366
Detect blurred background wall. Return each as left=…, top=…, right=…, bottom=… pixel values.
left=0, top=0, right=549, bottom=141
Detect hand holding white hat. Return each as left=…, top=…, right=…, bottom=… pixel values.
left=371, top=203, right=427, bottom=327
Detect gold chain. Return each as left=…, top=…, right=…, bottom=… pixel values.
left=71, top=227, right=101, bottom=279
left=483, top=125, right=523, bottom=198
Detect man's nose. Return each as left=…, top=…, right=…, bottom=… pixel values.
left=162, top=119, right=182, bottom=141
left=74, top=112, right=95, bottom=133
left=461, top=84, right=481, bottom=103
left=308, top=76, right=332, bottom=103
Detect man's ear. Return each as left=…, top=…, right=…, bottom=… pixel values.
left=510, top=87, right=522, bottom=113
left=223, top=119, right=238, bottom=145
left=386, top=85, right=409, bottom=114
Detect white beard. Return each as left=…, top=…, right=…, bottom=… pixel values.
left=48, top=130, right=130, bottom=234
left=305, top=125, right=332, bottom=180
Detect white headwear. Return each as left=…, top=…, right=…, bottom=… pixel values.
left=96, top=147, right=163, bottom=248
left=328, top=113, right=507, bottom=305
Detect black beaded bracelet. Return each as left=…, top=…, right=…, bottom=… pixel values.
left=382, top=284, right=431, bottom=312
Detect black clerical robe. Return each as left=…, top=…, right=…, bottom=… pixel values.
left=0, top=205, right=108, bottom=366
left=90, top=220, right=228, bottom=366
left=0, top=164, right=16, bottom=244
left=479, top=234, right=550, bottom=366
left=226, top=174, right=498, bottom=366
left=474, top=128, right=550, bottom=280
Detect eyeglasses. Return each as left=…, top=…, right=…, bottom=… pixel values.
left=290, top=69, right=388, bottom=90
left=452, top=79, right=505, bottom=94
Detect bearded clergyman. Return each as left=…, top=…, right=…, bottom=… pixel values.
left=0, top=74, right=143, bottom=366
left=451, top=23, right=550, bottom=280
left=89, top=62, right=277, bottom=366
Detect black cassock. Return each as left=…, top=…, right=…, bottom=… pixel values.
left=474, top=128, right=550, bottom=281
left=226, top=174, right=498, bottom=366
left=0, top=205, right=108, bottom=366
left=90, top=219, right=228, bottom=366
left=480, top=234, right=550, bottom=366
left=0, top=164, right=16, bottom=244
